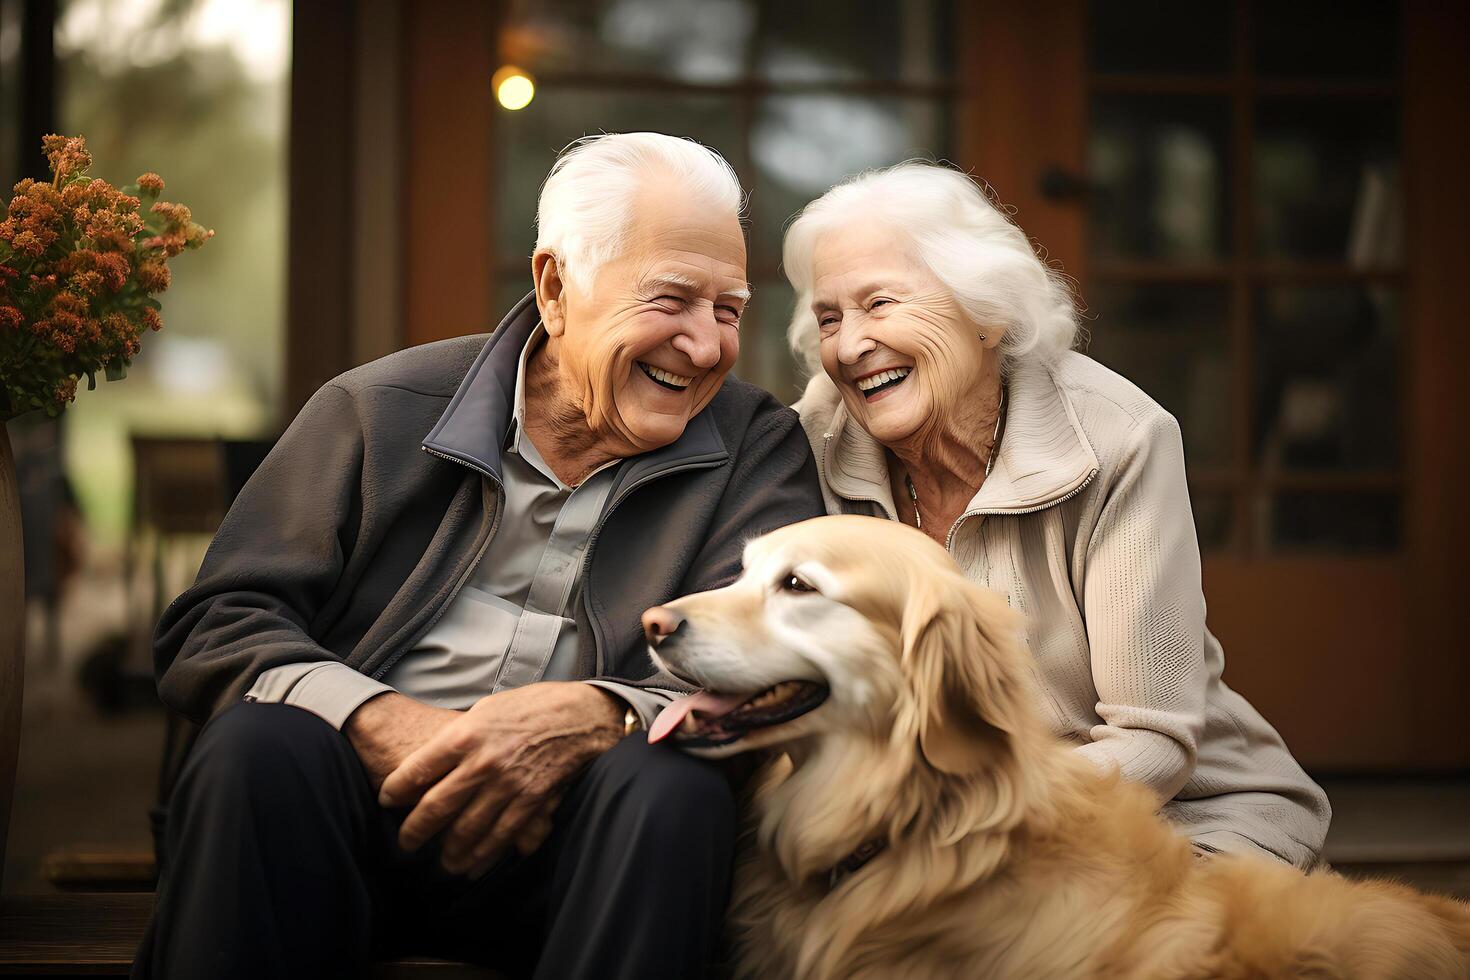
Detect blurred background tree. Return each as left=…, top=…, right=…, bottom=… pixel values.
left=51, top=0, right=286, bottom=540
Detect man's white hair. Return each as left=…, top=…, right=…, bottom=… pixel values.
left=783, top=162, right=1079, bottom=377
left=535, top=132, right=744, bottom=290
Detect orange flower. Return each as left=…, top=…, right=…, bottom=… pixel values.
left=9, top=229, right=48, bottom=256
left=101, top=312, right=130, bottom=338
left=69, top=270, right=102, bottom=295
left=36, top=317, right=76, bottom=352
left=3, top=133, right=211, bottom=418
left=94, top=252, right=131, bottom=291
left=51, top=291, right=89, bottom=316
left=41, top=134, right=92, bottom=185
left=137, top=261, right=171, bottom=293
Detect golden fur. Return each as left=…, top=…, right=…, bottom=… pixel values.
left=652, top=516, right=1470, bottom=979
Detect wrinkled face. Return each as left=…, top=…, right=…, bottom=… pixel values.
left=548, top=182, right=747, bottom=454
left=811, top=224, right=991, bottom=447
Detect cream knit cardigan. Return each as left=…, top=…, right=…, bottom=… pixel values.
left=794, top=350, right=1330, bottom=868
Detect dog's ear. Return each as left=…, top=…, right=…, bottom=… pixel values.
left=901, top=577, right=1027, bottom=776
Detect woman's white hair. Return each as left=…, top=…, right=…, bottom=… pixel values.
left=783, top=162, right=1079, bottom=377
left=535, top=132, right=744, bottom=290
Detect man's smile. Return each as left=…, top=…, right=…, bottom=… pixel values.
left=638, top=361, right=694, bottom=392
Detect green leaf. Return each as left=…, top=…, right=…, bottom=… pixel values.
left=104, top=359, right=128, bottom=382
left=85, top=370, right=96, bottom=391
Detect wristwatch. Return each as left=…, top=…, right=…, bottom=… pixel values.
left=623, top=706, right=642, bottom=738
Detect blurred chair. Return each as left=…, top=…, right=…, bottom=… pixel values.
left=125, top=436, right=229, bottom=638
left=138, top=437, right=277, bottom=880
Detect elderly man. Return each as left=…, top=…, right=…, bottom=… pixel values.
left=134, top=133, right=824, bottom=979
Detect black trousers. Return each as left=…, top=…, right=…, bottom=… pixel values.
left=132, top=701, right=737, bottom=979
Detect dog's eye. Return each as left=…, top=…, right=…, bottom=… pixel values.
left=780, top=574, right=817, bottom=594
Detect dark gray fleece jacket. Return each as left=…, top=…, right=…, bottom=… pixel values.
left=154, top=293, right=826, bottom=723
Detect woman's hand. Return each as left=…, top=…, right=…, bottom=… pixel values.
left=378, top=681, right=624, bottom=877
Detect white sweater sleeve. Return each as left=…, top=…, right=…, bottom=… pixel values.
left=1075, top=413, right=1208, bottom=801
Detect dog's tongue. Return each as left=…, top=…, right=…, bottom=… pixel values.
left=647, top=691, right=749, bottom=744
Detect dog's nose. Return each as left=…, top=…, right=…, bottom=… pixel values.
left=642, top=606, right=685, bottom=646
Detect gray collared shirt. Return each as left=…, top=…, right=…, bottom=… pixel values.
left=245, top=327, right=645, bottom=729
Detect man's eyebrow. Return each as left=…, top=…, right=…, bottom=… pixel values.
left=639, top=273, right=704, bottom=295
left=640, top=274, right=751, bottom=304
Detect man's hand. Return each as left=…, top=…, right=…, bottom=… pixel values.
left=344, top=692, right=460, bottom=792
left=378, top=681, right=624, bottom=877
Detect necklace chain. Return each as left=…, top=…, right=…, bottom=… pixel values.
left=905, top=389, right=1005, bottom=532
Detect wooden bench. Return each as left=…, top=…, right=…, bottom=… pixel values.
left=0, top=895, right=497, bottom=978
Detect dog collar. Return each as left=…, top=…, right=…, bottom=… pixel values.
left=826, top=836, right=888, bottom=889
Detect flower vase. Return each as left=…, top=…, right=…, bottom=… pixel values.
left=0, top=420, right=25, bottom=875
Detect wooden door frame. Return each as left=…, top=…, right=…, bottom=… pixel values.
left=286, top=0, right=498, bottom=416
left=1400, top=0, right=1470, bottom=770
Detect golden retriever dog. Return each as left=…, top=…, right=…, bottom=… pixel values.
left=642, top=515, right=1470, bottom=980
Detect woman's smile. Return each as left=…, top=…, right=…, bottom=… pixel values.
left=853, top=365, right=914, bottom=402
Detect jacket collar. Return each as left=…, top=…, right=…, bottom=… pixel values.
left=810, top=357, right=1099, bottom=517
left=422, top=290, right=728, bottom=482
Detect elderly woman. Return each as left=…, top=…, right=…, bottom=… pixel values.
left=786, top=162, right=1329, bottom=868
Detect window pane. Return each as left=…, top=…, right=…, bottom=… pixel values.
left=1263, top=491, right=1399, bottom=553
left=1085, top=283, right=1233, bottom=466
left=1088, top=94, right=1231, bottom=263
left=513, top=0, right=754, bottom=83
left=1190, top=488, right=1235, bottom=552
left=1253, top=286, right=1400, bottom=471
left=1251, top=0, right=1399, bottom=80
left=495, top=90, right=743, bottom=263
left=1089, top=0, right=1232, bottom=75
left=1254, top=97, right=1401, bottom=264
left=736, top=278, right=801, bottom=403
left=756, top=0, right=953, bottom=83
left=751, top=96, right=949, bottom=267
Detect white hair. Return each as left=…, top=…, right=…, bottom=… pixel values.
left=783, top=162, right=1080, bottom=377
left=535, top=132, right=745, bottom=290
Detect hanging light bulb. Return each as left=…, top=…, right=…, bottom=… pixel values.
left=493, top=66, right=535, bottom=111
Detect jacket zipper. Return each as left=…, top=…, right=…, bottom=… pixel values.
left=365, top=446, right=505, bottom=680
left=577, top=457, right=725, bottom=676
left=944, top=469, right=1099, bottom=552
